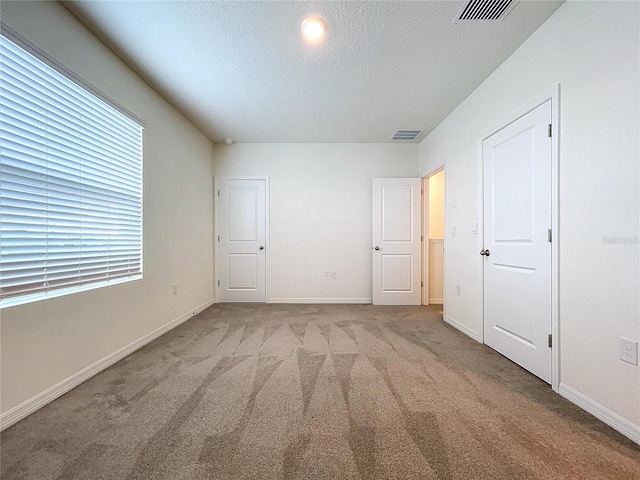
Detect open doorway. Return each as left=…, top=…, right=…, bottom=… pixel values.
left=422, top=168, right=445, bottom=306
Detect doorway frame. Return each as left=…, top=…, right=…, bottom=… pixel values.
left=480, top=85, right=560, bottom=392
left=214, top=176, right=270, bottom=303
left=422, top=166, right=445, bottom=306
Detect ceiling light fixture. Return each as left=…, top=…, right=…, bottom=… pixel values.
left=301, top=17, right=326, bottom=43
left=224, top=138, right=235, bottom=145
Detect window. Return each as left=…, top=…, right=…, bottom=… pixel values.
left=0, top=27, right=144, bottom=308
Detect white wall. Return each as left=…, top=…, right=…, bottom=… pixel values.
left=213, top=143, right=418, bottom=302
left=419, top=0, right=639, bottom=438
left=0, top=1, right=215, bottom=417
left=428, top=240, right=444, bottom=304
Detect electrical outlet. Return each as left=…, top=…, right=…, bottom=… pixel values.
left=330, top=271, right=336, bottom=280
left=172, top=283, right=177, bottom=295
left=619, top=337, right=638, bottom=365
left=472, top=222, right=478, bottom=235
left=456, top=284, right=461, bottom=296
left=324, top=272, right=330, bottom=280
left=451, top=225, right=457, bottom=236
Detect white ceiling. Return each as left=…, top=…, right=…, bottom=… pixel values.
left=62, top=1, right=564, bottom=144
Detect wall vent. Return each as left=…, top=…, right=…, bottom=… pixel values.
left=453, top=0, right=518, bottom=23
left=391, top=129, right=423, bottom=141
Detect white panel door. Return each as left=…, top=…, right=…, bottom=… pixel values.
left=373, top=178, right=421, bottom=305
left=218, top=178, right=266, bottom=302
left=483, top=101, right=552, bottom=383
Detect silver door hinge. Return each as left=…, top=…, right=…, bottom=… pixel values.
left=217, top=190, right=220, bottom=197
left=421, top=235, right=424, bottom=241
left=217, top=280, right=220, bottom=287
left=421, top=281, right=424, bottom=288
left=217, top=235, right=220, bottom=242
left=548, top=124, right=552, bottom=138
left=421, top=189, right=424, bottom=195
left=548, top=334, right=552, bottom=348
left=547, top=229, right=552, bottom=243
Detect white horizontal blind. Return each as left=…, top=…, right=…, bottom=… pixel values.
left=0, top=34, right=143, bottom=307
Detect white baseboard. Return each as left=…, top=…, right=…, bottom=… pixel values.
left=0, top=298, right=215, bottom=432
left=428, top=298, right=443, bottom=304
left=268, top=298, right=372, bottom=304
left=444, top=315, right=481, bottom=342
left=559, top=383, right=640, bottom=445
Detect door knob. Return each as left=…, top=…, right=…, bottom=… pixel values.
left=259, top=246, right=264, bottom=250
left=374, top=246, right=380, bottom=251
left=480, top=249, right=490, bottom=256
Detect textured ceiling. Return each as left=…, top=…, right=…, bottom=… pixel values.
left=62, top=1, right=564, bottom=144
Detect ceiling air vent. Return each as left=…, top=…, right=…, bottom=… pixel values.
left=453, top=0, right=518, bottom=23
left=391, top=129, right=423, bottom=141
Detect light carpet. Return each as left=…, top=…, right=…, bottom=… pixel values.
left=1, top=303, right=639, bottom=479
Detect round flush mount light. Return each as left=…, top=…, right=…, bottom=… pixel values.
left=224, top=138, right=234, bottom=145
left=301, top=17, right=326, bottom=43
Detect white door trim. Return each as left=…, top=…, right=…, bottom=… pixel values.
left=422, top=176, right=429, bottom=305
left=480, top=85, right=560, bottom=392
left=214, top=176, right=270, bottom=303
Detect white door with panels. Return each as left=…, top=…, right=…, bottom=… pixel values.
left=372, top=178, right=422, bottom=305
left=483, top=100, right=552, bottom=383
left=217, top=177, right=267, bottom=302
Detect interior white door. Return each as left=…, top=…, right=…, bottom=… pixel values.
left=218, top=178, right=266, bottom=302
left=373, top=178, right=422, bottom=305
left=483, top=100, right=552, bottom=383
